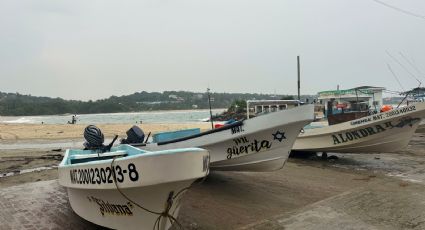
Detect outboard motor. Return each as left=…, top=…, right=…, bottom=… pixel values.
left=122, top=125, right=145, bottom=144
left=84, top=125, right=105, bottom=149
left=83, top=125, right=118, bottom=152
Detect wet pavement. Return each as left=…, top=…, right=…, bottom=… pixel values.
left=0, top=180, right=98, bottom=230
left=1, top=133, right=425, bottom=230
left=320, top=133, right=425, bottom=185
left=240, top=134, right=425, bottom=230
left=243, top=179, right=425, bottom=230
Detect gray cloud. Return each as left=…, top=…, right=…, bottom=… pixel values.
left=0, top=0, right=424, bottom=100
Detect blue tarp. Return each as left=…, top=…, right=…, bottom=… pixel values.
left=153, top=128, right=201, bottom=143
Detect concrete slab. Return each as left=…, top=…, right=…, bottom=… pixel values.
left=2, top=153, right=425, bottom=230
left=242, top=180, right=425, bottom=230
left=0, top=180, right=98, bottom=230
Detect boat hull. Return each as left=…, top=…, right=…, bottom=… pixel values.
left=140, top=105, right=314, bottom=172
left=206, top=121, right=306, bottom=171
left=58, top=146, right=209, bottom=230
left=67, top=180, right=192, bottom=230
left=293, top=103, right=425, bottom=153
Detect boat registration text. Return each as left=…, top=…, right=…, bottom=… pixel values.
left=350, top=105, right=416, bottom=126
left=69, top=163, right=139, bottom=185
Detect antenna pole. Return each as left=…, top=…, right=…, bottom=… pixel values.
left=297, top=56, right=301, bottom=101
left=207, top=88, right=214, bottom=129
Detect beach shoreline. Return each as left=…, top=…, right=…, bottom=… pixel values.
left=0, top=122, right=212, bottom=142
left=0, top=122, right=212, bottom=187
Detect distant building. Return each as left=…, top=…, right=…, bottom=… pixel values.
left=246, top=100, right=302, bottom=119
left=383, top=97, right=404, bottom=105
left=168, top=94, right=185, bottom=101
left=402, top=87, right=425, bottom=102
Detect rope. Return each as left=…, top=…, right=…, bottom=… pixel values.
left=110, top=157, right=161, bottom=213
left=386, top=63, right=405, bottom=92
left=386, top=50, right=422, bottom=85
left=372, top=0, right=425, bottom=21
left=109, top=154, right=210, bottom=230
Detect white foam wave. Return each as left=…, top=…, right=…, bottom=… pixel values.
left=1, top=117, right=36, bottom=124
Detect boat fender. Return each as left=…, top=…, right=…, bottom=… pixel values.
left=380, top=105, right=393, bottom=113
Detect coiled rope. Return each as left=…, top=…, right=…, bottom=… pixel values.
left=110, top=154, right=210, bottom=230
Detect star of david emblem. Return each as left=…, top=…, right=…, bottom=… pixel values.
left=272, top=130, right=286, bottom=142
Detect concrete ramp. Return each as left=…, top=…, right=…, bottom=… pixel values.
left=0, top=180, right=98, bottom=230
left=242, top=180, right=425, bottom=230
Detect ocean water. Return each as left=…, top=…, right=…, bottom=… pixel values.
left=0, top=109, right=225, bottom=125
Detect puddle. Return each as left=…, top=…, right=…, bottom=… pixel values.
left=0, top=165, right=57, bottom=178
left=0, top=141, right=84, bottom=150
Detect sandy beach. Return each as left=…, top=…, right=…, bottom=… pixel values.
left=0, top=123, right=212, bottom=142
left=0, top=122, right=211, bottom=188
left=0, top=124, right=425, bottom=229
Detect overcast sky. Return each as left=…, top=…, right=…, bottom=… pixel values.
left=1, top=0, right=425, bottom=100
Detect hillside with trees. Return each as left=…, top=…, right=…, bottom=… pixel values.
left=0, top=91, right=312, bottom=116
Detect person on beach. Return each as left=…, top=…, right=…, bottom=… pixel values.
left=68, top=115, right=77, bottom=124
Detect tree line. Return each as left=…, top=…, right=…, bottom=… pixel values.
left=0, top=91, right=304, bottom=116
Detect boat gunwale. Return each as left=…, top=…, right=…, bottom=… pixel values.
left=59, top=145, right=207, bottom=167
left=58, top=146, right=209, bottom=189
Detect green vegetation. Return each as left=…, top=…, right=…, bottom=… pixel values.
left=228, top=100, right=247, bottom=113
left=0, top=91, right=302, bottom=116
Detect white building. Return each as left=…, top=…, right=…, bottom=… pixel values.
left=246, top=100, right=302, bottom=119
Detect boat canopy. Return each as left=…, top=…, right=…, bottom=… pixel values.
left=318, top=86, right=385, bottom=100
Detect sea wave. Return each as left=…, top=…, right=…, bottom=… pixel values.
left=1, top=117, right=38, bottom=124
left=0, top=109, right=226, bottom=125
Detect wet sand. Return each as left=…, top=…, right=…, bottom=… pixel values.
left=0, top=149, right=60, bottom=188
left=0, top=131, right=424, bottom=229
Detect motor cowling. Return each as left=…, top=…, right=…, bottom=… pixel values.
left=84, top=125, right=105, bottom=149
left=122, top=125, right=145, bottom=144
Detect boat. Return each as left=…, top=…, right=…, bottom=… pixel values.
left=402, top=87, right=425, bottom=133
left=293, top=102, right=425, bottom=153
left=130, top=104, right=314, bottom=172
left=58, top=140, right=209, bottom=229
left=316, top=86, right=386, bottom=125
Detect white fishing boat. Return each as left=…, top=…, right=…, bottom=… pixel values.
left=293, top=102, right=425, bottom=153
left=131, top=105, right=314, bottom=172
left=58, top=144, right=209, bottom=230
